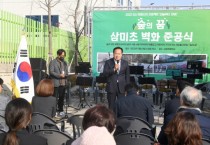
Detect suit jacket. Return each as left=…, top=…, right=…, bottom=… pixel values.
left=32, top=96, right=56, bottom=117
left=114, top=91, right=154, bottom=125
left=49, top=58, right=68, bottom=87
left=103, top=58, right=130, bottom=93
left=163, top=96, right=180, bottom=121
left=158, top=107, right=210, bottom=145
left=0, top=129, right=47, bottom=145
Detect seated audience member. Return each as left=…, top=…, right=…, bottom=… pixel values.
left=164, top=80, right=193, bottom=120
left=0, top=78, right=11, bottom=131
left=165, top=111, right=202, bottom=145
left=114, top=83, right=154, bottom=125
left=0, top=77, right=12, bottom=117
left=158, top=86, right=210, bottom=145
left=32, top=79, right=56, bottom=117
left=0, top=98, right=47, bottom=145
left=70, top=105, right=116, bottom=145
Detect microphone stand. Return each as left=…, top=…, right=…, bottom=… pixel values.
left=147, top=64, right=151, bottom=76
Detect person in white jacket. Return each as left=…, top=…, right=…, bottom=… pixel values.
left=70, top=105, right=116, bottom=145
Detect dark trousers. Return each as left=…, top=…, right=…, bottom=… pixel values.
left=107, top=84, right=124, bottom=111
left=54, top=86, right=66, bottom=112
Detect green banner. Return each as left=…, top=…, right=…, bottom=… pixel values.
left=92, top=10, right=210, bottom=81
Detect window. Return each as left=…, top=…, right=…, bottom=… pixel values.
left=43, top=15, right=59, bottom=27
left=118, top=0, right=123, bottom=6
left=128, top=0, right=132, bottom=9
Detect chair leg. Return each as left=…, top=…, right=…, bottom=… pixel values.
left=158, top=93, right=164, bottom=123
left=159, top=94, right=163, bottom=105
left=201, top=98, right=205, bottom=110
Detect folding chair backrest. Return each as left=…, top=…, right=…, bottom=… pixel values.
left=34, top=129, right=73, bottom=145
left=0, top=129, right=6, bottom=134
left=203, top=138, right=210, bottom=145
left=115, top=116, right=152, bottom=135
left=201, top=83, right=210, bottom=99
left=68, top=114, right=84, bottom=139
left=157, top=80, right=172, bottom=94
left=29, top=112, right=59, bottom=133
left=138, top=77, right=156, bottom=85
left=115, top=133, right=155, bottom=145
left=168, top=79, right=177, bottom=93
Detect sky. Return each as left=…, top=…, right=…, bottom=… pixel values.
left=141, top=0, right=210, bottom=6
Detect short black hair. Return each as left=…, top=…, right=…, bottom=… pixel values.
left=57, top=49, right=66, bottom=56
left=113, top=47, right=123, bottom=53
left=0, top=78, right=3, bottom=85
left=125, top=83, right=138, bottom=93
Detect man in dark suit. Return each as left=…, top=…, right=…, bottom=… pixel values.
left=114, top=83, right=154, bottom=125
left=158, top=86, right=210, bottom=145
left=103, top=47, right=130, bottom=110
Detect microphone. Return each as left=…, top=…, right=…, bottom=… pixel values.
left=147, top=64, right=151, bottom=76
left=108, top=52, right=110, bottom=58
left=115, top=60, right=119, bottom=74
left=147, top=64, right=151, bottom=69
left=154, top=54, right=157, bottom=59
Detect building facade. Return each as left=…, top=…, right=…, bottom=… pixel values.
left=0, top=0, right=141, bottom=32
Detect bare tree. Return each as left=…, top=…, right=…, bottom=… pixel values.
left=66, top=0, right=98, bottom=67
left=38, top=0, right=61, bottom=63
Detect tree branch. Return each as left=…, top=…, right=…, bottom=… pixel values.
left=38, top=0, right=48, bottom=12
left=51, top=0, right=61, bottom=7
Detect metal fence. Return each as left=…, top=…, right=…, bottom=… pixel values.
left=0, top=10, right=81, bottom=64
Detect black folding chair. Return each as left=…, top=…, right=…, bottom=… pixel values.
left=138, top=77, right=156, bottom=102
left=67, top=114, right=84, bottom=139
left=114, top=116, right=155, bottom=137
left=94, top=76, right=107, bottom=104
left=115, top=132, right=155, bottom=145
left=203, top=138, right=210, bottom=145
left=28, top=112, right=60, bottom=133
left=0, top=129, right=6, bottom=134
left=199, top=82, right=210, bottom=110
left=34, top=129, right=74, bottom=145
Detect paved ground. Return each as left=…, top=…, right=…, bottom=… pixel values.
left=1, top=78, right=210, bottom=139
left=59, top=85, right=210, bottom=139
left=56, top=86, right=164, bottom=139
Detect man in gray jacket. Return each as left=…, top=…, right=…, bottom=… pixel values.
left=49, top=49, right=68, bottom=116
left=0, top=78, right=11, bottom=131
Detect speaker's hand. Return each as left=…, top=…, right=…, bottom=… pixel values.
left=60, top=74, right=65, bottom=78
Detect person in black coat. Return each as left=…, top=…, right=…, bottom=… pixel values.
left=114, top=83, right=154, bottom=125
left=0, top=98, right=47, bottom=145
left=158, top=86, right=210, bottom=145
left=103, top=47, right=130, bottom=110
left=163, top=80, right=193, bottom=121
left=32, top=79, right=56, bottom=118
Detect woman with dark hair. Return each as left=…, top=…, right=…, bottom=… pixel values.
left=164, top=111, right=202, bottom=145
left=71, top=105, right=116, bottom=145
left=0, top=98, right=47, bottom=145
left=32, top=79, right=56, bottom=117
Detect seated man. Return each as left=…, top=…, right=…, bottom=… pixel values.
left=0, top=78, right=11, bottom=117
left=0, top=78, right=12, bottom=131
left=158, top=86, right=210, bottom=145
left=164, top=80, right=193, bottom=121
left=114, top=83, right=154, bottom=125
